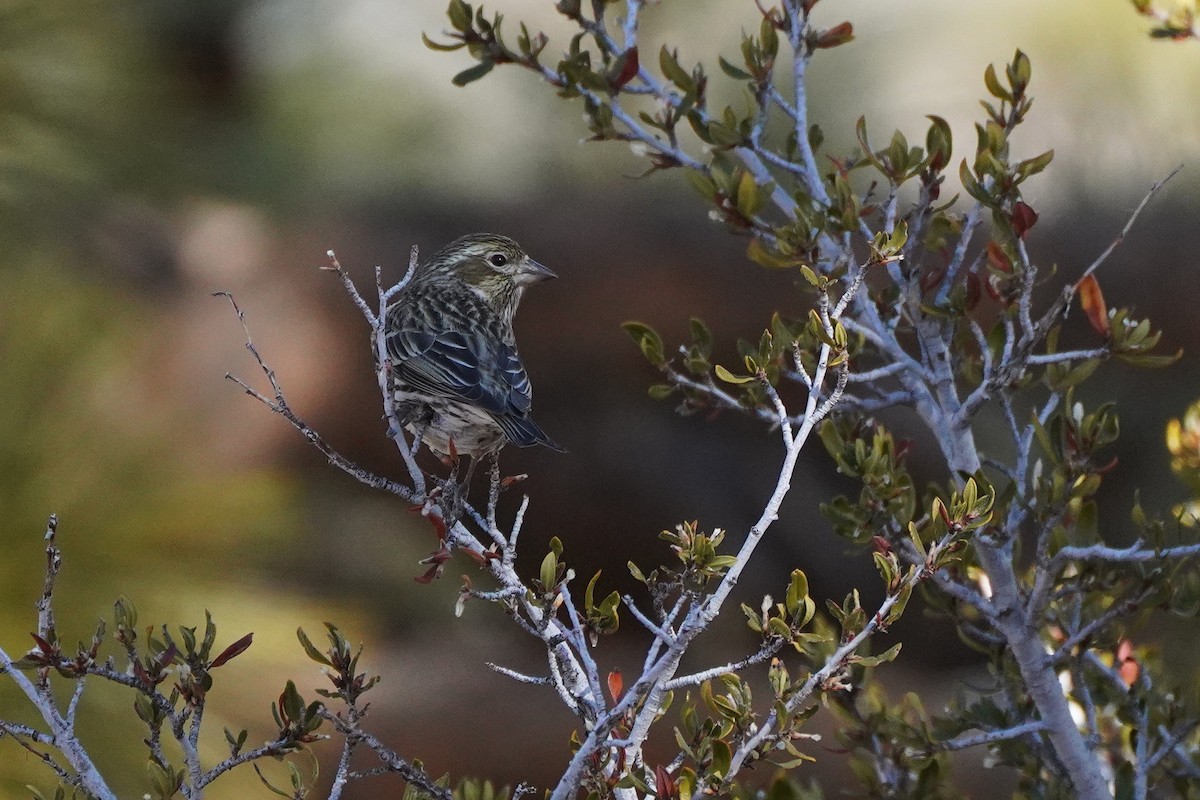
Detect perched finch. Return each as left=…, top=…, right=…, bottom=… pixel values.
left=383, top=233, right=563, bottom=463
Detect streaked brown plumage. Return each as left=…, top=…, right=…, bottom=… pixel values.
left=383, top=233, right=562, bottom=459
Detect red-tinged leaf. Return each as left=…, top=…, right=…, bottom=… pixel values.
left=1095, top=455, right=1119, bottom=475
left=871, top=536, right=892, bottom=555
left=607, top=668, right=623, bottom=702
left=986, top=241, right=1012, bottom=273
left=826, top=155, right=851, bottom=177
left=813, top=21, right=854, bottom=49
left=611, top=47, right=639, bottom=91
left=985, top=273, right=1005, bottom=302
left=276, top=688, right=290, bottom=723
left=30, top=633, right=56, bottom=657
left=654, top=765, right=678, bottom=799
left=500, top=473, right=528, bottom=489
left=158, top=642, right=177, bottom=670
left=461, top=548, right=488, bottom=566
left=919, top=265, right=945, bottom=294
left=419, top=547, right=452, bottom=566
left=1116, top=639, right=1139, bottom=686
left=428, top=513, right=448, bottom=541
left=965, top=271, right=982, bottom=310
left=133, top=660, right=153, bottom=687
left=1119, top=657, right=1139, bottom=687
left=1077, top=274, right=1110, bottom=337
left=447, top=438, right=460, bottom=465
left=210, top=632, right=253, bottom=669
left=1011, top=201, right=1038, bottom=238
left=414, top=564, right=443, bottom=584
left=934, top=497, right=951, bottom=527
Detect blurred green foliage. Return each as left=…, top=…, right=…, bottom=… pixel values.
left=2, top=0, right=1199, bottom=796
left=0, top=261, right=313, bottom=796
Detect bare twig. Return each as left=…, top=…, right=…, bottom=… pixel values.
left=937, top=721, right=1047, bottom=752
left=321, top=711, right=453, bottom=800
left=1079, top=165, right=1182, bottom=282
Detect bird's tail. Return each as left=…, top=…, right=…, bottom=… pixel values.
left=497, top=415, right=566, bottom=453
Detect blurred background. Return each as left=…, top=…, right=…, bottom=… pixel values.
left=1, top=0, right=1198, bottom=796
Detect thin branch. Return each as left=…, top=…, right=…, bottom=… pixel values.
left=217, top=292, right=416, bottom=500
left=935, top=202, right=984, bottom=304
left=1146, top=722, right=1200, bottom=776
left=624, top=597, right=672, bottom=647
left=1049, top=588, right=1153, bottom=665
left=200, top=738, right=295, bottom=789
left=320, top=250, right=377, bottom=326
left=321, top=711, right=453, bottom=800
left=937, top=721, right=1047, bottom=752
left=663, top=640, right=782, bottom=689
left=487, top=663, right=551, bottom=686
left=784, top=2, right=829, bottom=205
left=1056, top=541, right=1200, bottom=565
left=0, top=720, right=73, bottom=784
left=372, top=246, right=428, bottom=499
left=717, top=555, right=935, bottom=792
left=1026, top=349, right=1109, bottom=365
left=1079, top=165, right=1182, bottom=282
left=0, top=618, right=115, bottom=795
left=558, top=583, right=606, bottom=715
left=845, top=361, right=906, bottom=384
left=35, top=515, right=62, bottom=648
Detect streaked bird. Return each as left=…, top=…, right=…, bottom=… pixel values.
left=383, top=233, right=562, bottom=468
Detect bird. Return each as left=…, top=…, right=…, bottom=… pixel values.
left=382, top=233, right=563, bottom=473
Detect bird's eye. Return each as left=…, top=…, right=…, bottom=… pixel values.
left=488, top=253, right=508, bottom=267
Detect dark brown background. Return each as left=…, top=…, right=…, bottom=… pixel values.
left=1, top=1, right=1197, bottom=797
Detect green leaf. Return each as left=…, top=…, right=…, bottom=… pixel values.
left=746, top=238, right=798, bottom=268
left=715, top=364, right=753, bottom=384
left=422, top=32, right=466, bottom=51
left=1012, top=48, right=1032, bottom=89
left=1115, top=350, right=1182, bottom=368
left=648, top=383, right=674, bottom=400
left=925, top=115, right=953, bottom=170
left=1015, top=149, right=1054, bottom=182
left=710, top=738, right=732, bottom=777
left=584, top=570, right=601, bottom=613
left=785, top=569, right=809, bottom=616
left=983, top=63, right=1010, bottom=100
left=447, top=0, right=473, bottom=32
left=452, top=60, right=495, bottom=87
left=281, top=680, right=304, bottom=725
left=658, top=45, right=693, bottom=92
left=540, top=551, right=558, bottom=590
left=854, top=642, right=902, bottom=667
left=736, top=171, right=762, bottom=217
left=298, top=633, right=333, bottom=671
left=684, top=169, right=717, bottom=201
left=717, top=56, right=752, bottom=81
left=621, top=321, right=666, bottom=367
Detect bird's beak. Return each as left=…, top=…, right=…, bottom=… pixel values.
left=516, top=258, right=557, bottom=285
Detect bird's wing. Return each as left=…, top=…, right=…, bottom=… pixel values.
left=386, top=324, right=533, bottom=419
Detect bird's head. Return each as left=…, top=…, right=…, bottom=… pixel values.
left=425, top=233, right=556, bottom=317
